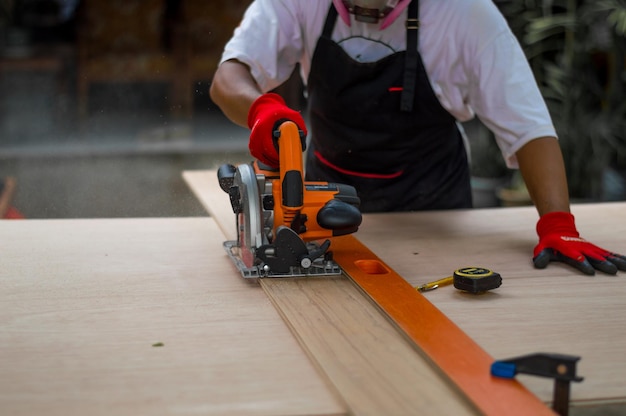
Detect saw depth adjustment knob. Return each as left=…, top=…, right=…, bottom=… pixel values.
left=217, top=164, right=236, bottom=193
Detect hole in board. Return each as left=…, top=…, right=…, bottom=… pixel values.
left=354, top=259, right=390, bottom=275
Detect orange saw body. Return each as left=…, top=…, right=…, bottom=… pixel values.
left=218, top=121, right=362, bottom=277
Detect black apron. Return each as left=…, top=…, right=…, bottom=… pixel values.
left=305, top=0, right=472, bottom=212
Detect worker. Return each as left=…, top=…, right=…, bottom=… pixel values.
left=209, top=0, right=626, bottom=275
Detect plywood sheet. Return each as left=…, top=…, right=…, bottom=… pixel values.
left=0, top=218, right=344, bottom=416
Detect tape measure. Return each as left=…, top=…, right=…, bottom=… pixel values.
left=416, top=267, right=502, bottom=294
left=452, top=267, right=502, bottom=293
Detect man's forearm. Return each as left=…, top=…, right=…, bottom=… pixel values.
left=516, top=136, right=571, bottom=216
left=210, top=60, right=263, bottom=128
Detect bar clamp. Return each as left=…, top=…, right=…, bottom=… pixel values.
left=491, top=353, right=584, bottom=416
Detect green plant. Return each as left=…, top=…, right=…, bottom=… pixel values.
left=467, top=120, right=510, bottom=179
left=497, top=0, right=626, bottom=200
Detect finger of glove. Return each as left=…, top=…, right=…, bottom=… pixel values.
left=555, top=252, right=596, bottom=275
left=571, top=241, right=626, bottom=272
left=587, top=256, right=618, bottom=275
left=271, top=117, right=307, bottom=152
left=249, top=117, right=280, bottom=167
left=533, top=248, right=596, bottom=275
left=287, top=111, right=307, bottom=137
left=607, top=253, right=626, bottom=271
left=533, top=248, right=554, bottom=269
left=576, top=245, right=623, bottom=273
left=534, top=236, right=596, bottom=272
left=262, top=106, right=307, bottom=139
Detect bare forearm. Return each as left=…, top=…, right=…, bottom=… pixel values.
left=209, top=60, right=263, bottom=128
left=516, top=136, right=571, bottom=216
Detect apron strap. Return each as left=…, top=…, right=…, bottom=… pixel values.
left=323, top=4, right=339, bottom=38
left=400, top=0, right=419, bottom=112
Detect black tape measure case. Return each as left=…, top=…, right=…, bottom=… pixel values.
left=452, top=267, right=502, bottom=293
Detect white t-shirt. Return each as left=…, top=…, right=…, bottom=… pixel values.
left=220, top=0, right=557, bottom=168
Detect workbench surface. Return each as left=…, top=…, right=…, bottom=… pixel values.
left=2, top=169, right=625, bottom=415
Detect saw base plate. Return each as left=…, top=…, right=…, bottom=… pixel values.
left=223, top=240, right=342, bottom=279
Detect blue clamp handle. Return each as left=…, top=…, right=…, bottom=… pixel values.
left=490, top=361, right=517, bottom=378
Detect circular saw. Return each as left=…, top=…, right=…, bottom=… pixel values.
left=218, top=121, right=363, bottom=278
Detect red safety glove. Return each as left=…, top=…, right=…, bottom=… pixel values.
left=3, top=206, right=24, bottom=219
left=247, top=93, right=307, bottom=168
left=533, top=211, right=626, bottom=275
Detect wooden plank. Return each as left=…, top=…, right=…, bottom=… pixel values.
left=355, top=204, right=626, bottom=407
left=0, top=218, right=345, bottom=416
left=262, top=277, right=481, bottom=415
left=183, top=170, right=482, bottom=415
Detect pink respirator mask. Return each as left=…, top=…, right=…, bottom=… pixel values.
left=332, top=0, right=412, bottom=29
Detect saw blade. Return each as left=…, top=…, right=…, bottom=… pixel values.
left=235, top=163, right=264, bottom=268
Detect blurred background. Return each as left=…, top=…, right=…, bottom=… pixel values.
left=0, top=0, right=624, bottom=218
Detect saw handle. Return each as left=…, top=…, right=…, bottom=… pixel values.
left=276, top=121, right=305, bottom=224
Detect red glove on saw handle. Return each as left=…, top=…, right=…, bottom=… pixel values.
left=247, top=93, right=307, bottom=168
left=533, top=211, right=626, bottom=275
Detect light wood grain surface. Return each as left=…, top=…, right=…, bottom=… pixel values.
left=356, top=204, right=626, bottom=406
left=183, top=170, right=482, bottom=415
left=0, top=218, right=345, bottom=416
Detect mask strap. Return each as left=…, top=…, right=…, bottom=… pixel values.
left=380, top=0, right=412, bottom=29
left=332, top=0, right=352, bottom=26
